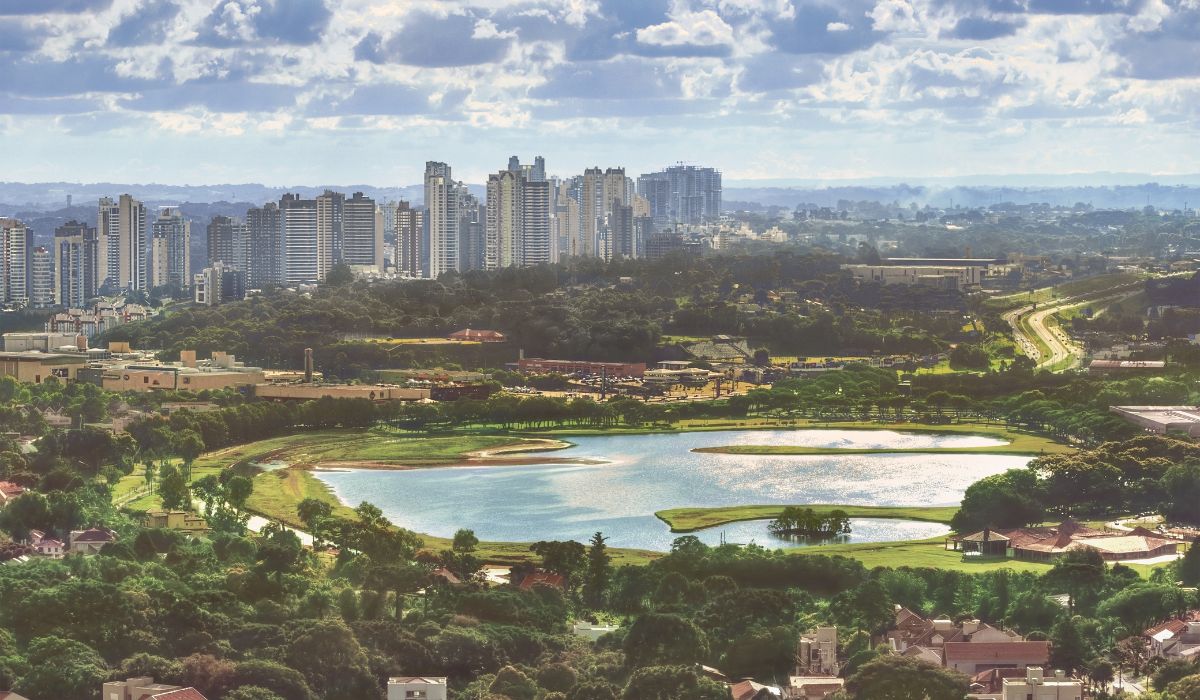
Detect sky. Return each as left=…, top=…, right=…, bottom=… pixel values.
left=0, top=0, right=1198, bottom=186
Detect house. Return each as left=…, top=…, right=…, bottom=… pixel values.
left=387, top=677, right=447, bottom=700
left=950, top=521, right=1180, bottom=562
left=884, top=608, right=1026, bottom=667
left=0, top=481, right=24, bottom=506
left=944, top=641, right=1050, bottom=675
left=102, top=677, right=208, bottom=700
left=730, top=680, right=781, bottom=700
left=27, top=530, right=64, bottom=559
left=786, top=676, right=844, bottom=699
left=796, top=627, right=839, bottom=676
left=143, top=510, right=209, bottom=533
left=447, top=329, right=506, bottom=342
left=518, top=571, right=565, bottom=591
left=0, top=691, right=32, bottom=700
left=1144, top=615, right=1200, bottom=660
left=69, top=527, right=116, bottom=555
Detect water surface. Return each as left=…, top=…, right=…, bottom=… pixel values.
left=315, top=429, right=1024, bottom=551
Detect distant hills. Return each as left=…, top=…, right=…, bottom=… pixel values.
left=3, top=178, right=1200, bottom=227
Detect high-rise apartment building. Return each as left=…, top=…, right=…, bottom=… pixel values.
left=54, top=220, right=99, bottom=307
left=424, top=162, right=458, bottom=278
left=280, top=194, right=319, bottom=284
left=246, top=202, right=282, bottom=288
left=485, top=157, right=553, bottom=270
left=207, top=215, right=248, bottom=271
left=151, top=206, right=190, bottom=288
left=30, top=247, right=54, bottom=308
left=0, top=219, right=32, bottom=304
left=458, top=186, right=485, bottom=272
left=315, top=190, right=343, bottom=280
left=394, top=201, right=423, bottom=278
left=97, top=194, right=147, bottom=290
left=343, top=191, right=384, bottom=273
left=575, top=167, right=628, bottom=260
left=608, top=203, right=636, bottom=260
left=636, top=165, right=723, bottom=227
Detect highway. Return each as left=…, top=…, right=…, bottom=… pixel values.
left=1002, top=283, right=1144, bottom=371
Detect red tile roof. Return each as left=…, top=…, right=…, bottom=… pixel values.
left=944, top=641, right=1050, bottom=663
left=1145, top=619, right=1190, bottom=637
left=73, top=528, right=115, bottom=542
left=518, top=571, right=564, bottom=590
left=0, top=481, right=24, bottom=497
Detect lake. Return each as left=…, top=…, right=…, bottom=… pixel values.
left=313, top=429, right=1029, bottom=551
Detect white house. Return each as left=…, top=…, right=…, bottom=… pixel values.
left=387, top=677, right=447, bottom=700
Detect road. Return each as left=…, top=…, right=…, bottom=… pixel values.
left=1002, top=284, right=1143, bottom=371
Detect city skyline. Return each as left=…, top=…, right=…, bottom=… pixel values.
left=1, top=0, right=1199, bottom=185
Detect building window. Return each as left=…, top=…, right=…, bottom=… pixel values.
left=143, top=376, right=149, bottom=383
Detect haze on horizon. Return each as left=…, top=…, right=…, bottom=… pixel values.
left=1, top=0, right=1197, bottom=185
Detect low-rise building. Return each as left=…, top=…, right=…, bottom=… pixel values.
left=1110, top=405, right=1200, bottom=437
left=0, top=351, right=87, bottom=384
left=447, top=328, right=506, bottom=342
left=786, top=677, right=844, bottom=700
left=796, top=627, right=839, bottom=676
left=144, top=510, right=209, bottom=533
left=102, top=677, right=207, bottom=700
left=950, top=522, right=1181, bottom=562
left=69, top=527, right=116, bottom=555
left=254, top=384, right=430, bottom=402
left=730, top=680, right=781, bottom=700
left=1088, top=359, right=1165, bottom=375
left=944, top=641, right=1050, bottom=675
left=1, top=331, right=84, bottom=352
left=843, top=263, right=985, bottom=290
left=995, top=667, right=1082, bottom=700
left=387, top=677, right=447, bottom=700
left=516, top=357, right=646, bottom=378
left=1144, top=615, right=1200, bottom=660
left=0, top=481, right=25, bottom=506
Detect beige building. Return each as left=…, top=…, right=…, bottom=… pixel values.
left=103, top=677, right=207, bottom=700
left=996, top=668, right=1081, bottom=700
left=0, top=351, right=87, bottom=384
left=144, top=510, right=209, bottom=533
left=797, top=627, right=839, bottom=676
left=388, top=677, right=447, bottom=700
left=89, top=365, right=265, bottom=392
left=842, top=264, right=984, bottom=290
left=254, top=383, right=429, bottom=402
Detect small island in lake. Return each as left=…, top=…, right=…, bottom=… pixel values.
left=767, top=507, right=852, bottom=538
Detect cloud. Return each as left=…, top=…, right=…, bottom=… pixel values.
left=0, top=19, right=46, bottom=51
left=1027, top=0, right=1144, bottom=14
left=532, top=58, right=683, bottom=99
left=195, top=0, right=330, bottom=46
left=0, top=56, right=165, bottom=96
left=634, top=10, right=735, bottom=57
left=120, top=80, right=297, bottom=112
left=0, top=0, right=111, bottom=14
left=107, top=0, right=181, bottom=47
left=771, top=1, right=883, bottom=54
left=946, top=16, right=1026, bottom=39
left=738, top=53, right=826, bottom=92
left=305, top=83, right=432, bottom=117
left=0, top=94, right=99, bottom=114
left=355, top=12, right=511, bottom=66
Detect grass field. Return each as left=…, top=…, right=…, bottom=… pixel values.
left=656, top=504, right=959, bottom=532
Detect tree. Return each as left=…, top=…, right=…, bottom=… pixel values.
left=1161, top=463, right=1200, bottom=524
left=445, top=528, right=480, bottom=580
left=284, top=619, right=376, bottom=700
left=530, top=540, right=586, bottom=588
left=489, top=665, right=538, bottom=700
left=176, top=430, right=205, bottom=481
left=1153, top=659, right=1200, bottom=691
left=1181, top=537, right=1200, bottom=587
left=1049, top=615, right=1087, bottom=674
left=231, top=661, right=316, bottom=700
left=225, top=688, right=285, bottom=700
left=568, top=680, right=619, bottom=700
left=622, top=614, right=709, bottom=668
left=621, top=665, right=727, bottom=700
left=226, top=475, right=253, bottom=511
left=1168, top=675, right=1200, bottom=700
left=158, top=463, right=191, bottom=511
left=950, top=469, right=1045, bottom=532
left=13, top=636, right=108, bottom=700
left=845, top=654, right=970, bottom=700
left=1045, top=548, right=1106, bottom=613
left=325, top=263, right=355, bottom=286
left=296, top=498, right=333, bottom=547
left=583, top=531, right=611, bottom=609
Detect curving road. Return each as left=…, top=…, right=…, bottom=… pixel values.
left=1003, top=284, right=1143, bottom=371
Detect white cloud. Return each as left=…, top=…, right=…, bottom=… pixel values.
left=636, top=9, right=734, bottom=46
left=827, top=21, right=851, bottom=32
left=868, top=0, right=921, bottom=33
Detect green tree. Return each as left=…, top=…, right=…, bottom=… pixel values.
left=14, top=636, right=108, bottom=700
left=325, top=262, right=355, bottom=286
left=1048, top=615, right=1087, bottom=674
left=622, top=614, right=709, bottom=668
left=1045, top=548, right=1106, bottom=613
left=1153, top=660, right=1200, bottom=691
left=225, top=688, right=285, bottom=700
left=621, top=665, right=727, bottom=700
left=1161, top=463, right=1200, bottom=524
left=176, top=430, right=205, bottom=481
left=158, top=463, right=191, bottom=511
left=489, top=665, right=538, bottom=700
left=1181, top=537, right=1200, bottom=587
left=583, top=531, right=612, bottom=609
left=950, top=469, right=1045, bottom=532
left=1168, top=675, right=1200, bottom=700
left=567, top=680, right=619, bottom=700
left=530, top=539, right=586, bottom=589
left=226, top=475, right=253, bottom=511
left=845, top=654, right=970, bottom=700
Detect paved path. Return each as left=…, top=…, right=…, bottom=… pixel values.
left=1003, top=284, right=1143, bottom=371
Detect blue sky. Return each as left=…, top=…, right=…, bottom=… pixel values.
left=0, top=0, right=1197, bottom=185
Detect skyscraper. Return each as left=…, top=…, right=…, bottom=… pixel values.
left=580, top=167, right=604, bottom=258
left=280, top=193, right=319, bottom=284
left=0, top=219, right=32, bottom=304
left=54, top=220, right=98, bottom=307
left=424, top=161, right=458, bottom=278
left=458, top=186, right=485, bottom=272
left=246, top=202, right=282, bottom=288
left=394, top=200, right=423, bottom=278
left=343, top=192, right=384, bottom=273
left=522, top=179, right=552, bottom=266
left=97, top=194, right=147, bottom=290
left=30, top=247, right=54, bottom=308
left=486, top=169, right=521, bottom=270
left=151, top=206, right=190, bottom=288
left=207, top=215, right=248, bottom=271
left=636, top=165, right=723, bottom=227
left=315, top=190, right=343, bottom=281
left=608, top=203, right=636, bottom=260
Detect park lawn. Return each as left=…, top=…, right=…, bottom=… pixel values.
left=656, top=504, right=959, bottom=532
left=790, top=537, right=1054, bottom=573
